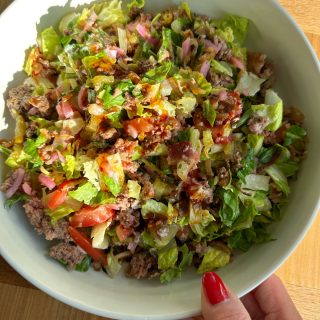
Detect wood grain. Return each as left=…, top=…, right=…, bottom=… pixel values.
left=0, top=0, right=319, bottom=319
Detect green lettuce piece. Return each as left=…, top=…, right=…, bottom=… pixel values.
left=228, top=224, right=272, bottom=251
left=95, top=0, right=126, bottom=28
left=143, top=62, right=176, bottom=84
left=4, top=193, right=29, bottom=209
left=141, top=199, right=168, bottom=218
left=197, top=247, right=230, bottom=274
left=232, top=45, right=247, bottom=61
left=103, top=175, right=122, bottom=196
left=202, top=130, right=214, bottom=158
left=155, top=224, right=179, bottom=248
left=181, top=2, right=192, bottom=20
left=236, top=108, right=253, bottom=128
left=237, top=147, right=255, bottom=182
left=248, top=134, right=264, bottom=155
left=171, top=17, right=190, bottom=34
left=252, top=90, right=283, bottom=132
left=83, top=160, right=100, bottom=190
left=46, top=206, right=76, bottom=224
left=160, top=268, right=181, bottom=284
left=153, top=178, right=173, bottom=199
left=23, top=134, right=47, bottom=167
left=218, top=187, right=240, bottom=227
left=24, top=47, right=36, bottom=76
left=277, top=161, right=299, bottom=177
left=117, top=79, right=134, bottom=92
left=141, top=230, right=155, bottom=247
left=92, top=75, right=115, bottom=91
left=39, top=26, right=62, bottom=60
left=176, top=93, right=197, bottom=118
left=62, top=155, right=76, bottom=180
left=215, top=26, right=234, bottom=43
left=239, top=190, right=271, bottom=212
left=241, top=174, right=270, bottom=191
left=189, top=204, right=215, bottom=237
left=158, top=28, right=173, bottom=62
left=284, top=125, right=306, bottom=146
left=177, top=160, right=190, bottom=181
left=176, top=70, right=212, bottom=95
left=75, top=256, right=91, bottom=272
left=202, top=100, right=216, bottom=126
left=127, top=0, right=145, bottom=10
left=265, top=164, right=289, bottom=196
left=106, top=252, right=122, bottom=277
left=211, top=60, right=233, bottom=77
left=68, top=182, right=99, bottom=205
left=233, top=201, right=258, bottom=231
left=214, top=15, right=249, bottom=45
left=236, top=71, right=265, bottom=96
left=158, top=245, right=178, bottom=270
left=0, top=145, right=12, bottom=157
left=127, top=180, right=141, bottom=199
left=179, top=244, right=193, bottom=269
left=102, top=85, right=125, bottom=109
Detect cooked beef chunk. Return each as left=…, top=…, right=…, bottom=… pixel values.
left=49, top=242, right=86, bottom=270
left=126, top=251, right=159, bottom=279
left=23, top=197, right=71, bottom=241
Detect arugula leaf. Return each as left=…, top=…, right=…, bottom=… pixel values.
left=237, top=147, right=255, bottom=182
left=202, top=100, right=216, bottom=126
left=218, top=187, right=240, bottom=227
left=197, top=246, right=230, bottom=274
left=68, top=181, right=99, bottom=205
left=4, top=193, right=29, bottom=208
left=284, top=125, right=306, bottom=146
left=103, top=175, right=122, bottom=197
left=75, top=256, right=92, bottom=272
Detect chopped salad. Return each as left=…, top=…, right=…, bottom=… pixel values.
left=0, top=0, right=307, bottom=283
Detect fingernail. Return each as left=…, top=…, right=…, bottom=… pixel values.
left=202, top=272, right=229, bottom=305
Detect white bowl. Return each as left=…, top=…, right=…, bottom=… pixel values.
left=0, top=0, right=319, bottom=319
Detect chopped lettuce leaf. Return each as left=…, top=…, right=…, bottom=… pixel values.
left=189, top=203, right=215, bottom=237
left=153, top=178, right=173, bottom=199
left=176, top=93, right=197, bottom=118
left=197, top=246, right=230, bottom=274
left=233, top=201, right=258, bottom=231
left=83, top=160, right=101, bottom=190
left=252, top=90, right=283, bottom=132
left=179, top=244, right=193, bottom=269
left=218, top=187, right=240, bottom=227
left=4, top=193, right=29, bottom=208
left=141, top=199, right=168, bottom=218
left=158, top=28, right=173, bottom=62
left=160, top=268, right=181, bottom=284
left=236, top=71, right=265, bottom=96
left=23, top=134, right=47, bottom=167
left=210, top=60, right=233, bottom=77
left=95, top=0, right=126, bottom=28
left=103, top=175, right=122, bottom=196
left=46, top=206, right=76, bottom=224
left=158, top=244, right=178, bottom=270
left=75, top=256, right=91, bottom=272
left=277, top=160, right=299, bottom=177
left=202, top=100, right=216, bottom=126
left=106, top=252, right=122, bottom=278
left=143, top=61, right=176, bottom=84
left=91, top=221, right=111, bottom=249
left=241, top=174, right=270, bottom=191
left=155, top=224, right=179, bottom=248
left=102, top=85, right=126, bottom=109
left=248, top=134, right=264, bottom=155
left=141, top=230, right=155, bottom=247
left=127, top=180, right=141, bottom=199
left=62, top=155, right=76, bottom=180
left=265, top=164, right=289, bottom=196
left=127, top=0, right=145, bottom=10
left=39, top=27, right=62, bottom=60
left=203, top=130, right=214, bottom=158
left=69, top=181, right=99, bottom=205
left=237, top=147, right=255, bottom=182
left=0, top=145, right=12, bottom=157
left=284, top=125, right=306, bottom=146
left=213, top=15, right=249, bottom=45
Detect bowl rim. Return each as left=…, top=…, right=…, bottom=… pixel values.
left=0, top=0, right=319, bottom=319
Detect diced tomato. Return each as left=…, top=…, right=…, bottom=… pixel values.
left=116, top=224, right=133, bottom=242
left=47, top=190, right=68, bottom=210
left=68, top=226, right=108, bottom=265
left=123, top=118, right=153, bottom=138
left=58, top=179, right=85, bottom=192
left=70, top=204, right=115, bottom=228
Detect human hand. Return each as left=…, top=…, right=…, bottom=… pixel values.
left=189, top=272, right=302, bottom=320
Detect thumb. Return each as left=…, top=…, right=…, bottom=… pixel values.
left=202, top=272, right=251, bottom=320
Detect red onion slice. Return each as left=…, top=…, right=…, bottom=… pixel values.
left=230, top=56, right=245, bottom=70
left=6, top=168, right=25, bottom=198
left=38, top=174, right=56, bottom=190
left=200, top=60, right=210, bottom=77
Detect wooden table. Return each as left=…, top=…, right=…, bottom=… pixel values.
left=0, top=0, right=319, bottom=319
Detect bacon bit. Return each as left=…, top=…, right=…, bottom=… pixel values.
left=211, top=126, right=232, bottom=145
left=168, top=142, right=199, bottom=165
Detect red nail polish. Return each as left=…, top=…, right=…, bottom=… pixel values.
left=202, top=272, right=229, bottom=305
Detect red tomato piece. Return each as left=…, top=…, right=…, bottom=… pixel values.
left=47, top=190, right=67, bottom=210
left=123, top=118, right=153, bottom=138
left=70, top=204, right=115, bottom=228
left=68, top=226, right=108, bottom=265
left=116, top=224, right=133, bottom=242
